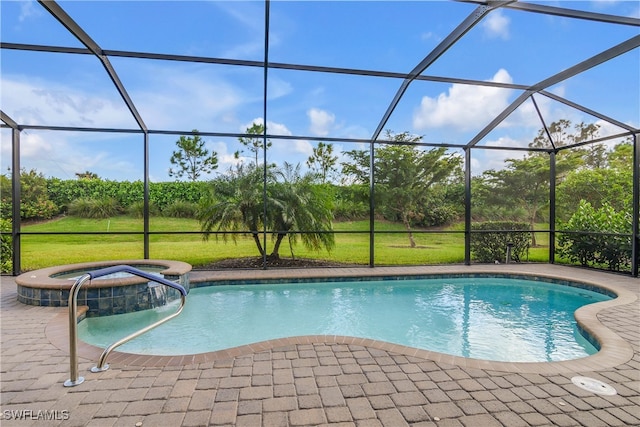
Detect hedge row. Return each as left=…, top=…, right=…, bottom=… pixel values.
left=47, top=179, right=210, bottom=212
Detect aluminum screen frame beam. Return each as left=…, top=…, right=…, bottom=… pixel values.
left=2, top=111, right=22, bottom=274
left=1, top=111, right=20, bottom=130
left=11, top=128, right=21, bottom=275
left=539, top=90, right=638, bottom=134
left=465, top=35, right=640, bottom=149
left=261, top=0, right=271, bottom=269
left=456, top=0, right=640, bottom=27
left=366, top=1, right=514, bottom=266
left=37, top=0, right=147, bottom=132
left=530, top=95, right=557, bottom=151
left=633, top=133, right=639, bottom=277
left=0, top=43, right=532, bottom=91
left=505, top=1, right=640, bottom=27
left=369, top=2, right=514, bottom=143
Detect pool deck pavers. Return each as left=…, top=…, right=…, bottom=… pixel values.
left=1, top=264, right=639, bottom=426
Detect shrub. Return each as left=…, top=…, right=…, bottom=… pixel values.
left=162, top=200, right=199, bottom=218
left=0, top=174, right=11, bottom=220
left=0, top=201, right=10, bottom=220
left=558, top=200, right=631, bottom=271
left=419, top=203, right=458, bottom=227
left=149, top=181, right=209, bottom=211
left=333, top=199, right=368, bottom=220
left=471, top=221, right=531, bottom=263
left=127, top=200, right=160, bottom=218
left=416, top=184, right=464, bottom=227
left=68, top=197, right=121, bottom=218
left=333, top=184, right=369, bottom=220
left=20, top=199, right=59, bottom=220
left=0, top=218, right=12, bottom=273
left=1, top=169, right=59, bottom=220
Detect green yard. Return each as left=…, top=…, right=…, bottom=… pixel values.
left=18, top=216, right=549, bottom=271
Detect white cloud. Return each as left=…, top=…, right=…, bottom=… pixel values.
left=3, top=130, right=138, bottom=180
left=421, top=31, right=434, bottom=40
left=209, top=140, right=242, bottom=173
left=1, top=62, right=259, bottom=132
left=132, top=66, right=247, bottom=130
left=239, top=118, right=312, bottom=165
left=290, top=140, right=314, bottom=156
left=266, top=121, right=293, bottom=136
left=19, top=132, right=55, bottom=159
left=504, top=96, right=548, bottom=129
left=214, top=1, right=263, bottom=33
left=0, top=130, right=55, bottom=175
left=421, top=31, right=440, bottom=42
left=340, top=125, right=371, bottom=140
left=590, top=0, right=622, bottom=10
left=307, top=108, right=335, bottom=136
left=595, top=119, right=635, bottom=148
left=268, top=76, right=294, bottom=100
left=470, top=136, right=528, bottom=175
left=241, top=117, right=292, bottom=136
left=269, top=141, right=312, bottom=170
left=19, top=0, right=41, bottom=22
left=211, top=1, right=268, bottom=58
left=548, top=84, right=566, bottom=98
left=1, top=76, right=135, bottom=128
left=0, top=69, right=256, bottom=180
left=413, top=69, right=514, bottom=132
left=482, top=10, right=510, bottom=40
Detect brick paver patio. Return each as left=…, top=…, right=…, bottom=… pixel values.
left=1, top=264, right=638, bottom=426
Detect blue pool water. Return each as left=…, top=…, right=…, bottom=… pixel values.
left=77, top=277, right=611, bottom=362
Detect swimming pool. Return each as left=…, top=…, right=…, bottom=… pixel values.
left=78, top=276, right=610, bottom=362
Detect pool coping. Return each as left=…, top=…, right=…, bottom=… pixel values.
left=44, top=264, right=637, bottom=375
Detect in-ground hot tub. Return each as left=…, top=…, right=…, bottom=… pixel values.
left=15, top=260, right=191, bottom=316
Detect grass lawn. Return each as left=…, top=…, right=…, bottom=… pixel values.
left=18, top=216, right=551, bottom=271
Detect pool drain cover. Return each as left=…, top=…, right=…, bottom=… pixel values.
left=571, top=376, right=617, bottom=395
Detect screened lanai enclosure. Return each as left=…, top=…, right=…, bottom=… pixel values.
left=1, top=0, right=638, bottom=276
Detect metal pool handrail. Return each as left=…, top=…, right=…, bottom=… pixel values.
left=64, top=265, right=188, bottom=387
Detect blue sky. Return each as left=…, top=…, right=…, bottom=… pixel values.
left=1, top=0, right=639, bottom=182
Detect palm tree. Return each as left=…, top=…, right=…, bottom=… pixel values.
left=269, top=162, right=335, bottom=259
left=198, top=162, right=335, bottom=260
left=198, top=163, right=268, bottom=256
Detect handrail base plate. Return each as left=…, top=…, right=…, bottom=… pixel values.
left=64, top=377, right=85, bottom=387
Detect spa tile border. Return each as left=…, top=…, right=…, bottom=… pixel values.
left=15, top=259, right=191, bottom=316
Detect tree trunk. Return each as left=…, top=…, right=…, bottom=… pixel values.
left=270, top=233, right=287, bottom=259
left=530, top=223, right=537, bottom=247
left=529, top=212, right=537, bottom=247
left=402, top=212, right=417, bottom=248
left=251, top=232, right=265, bottom=257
